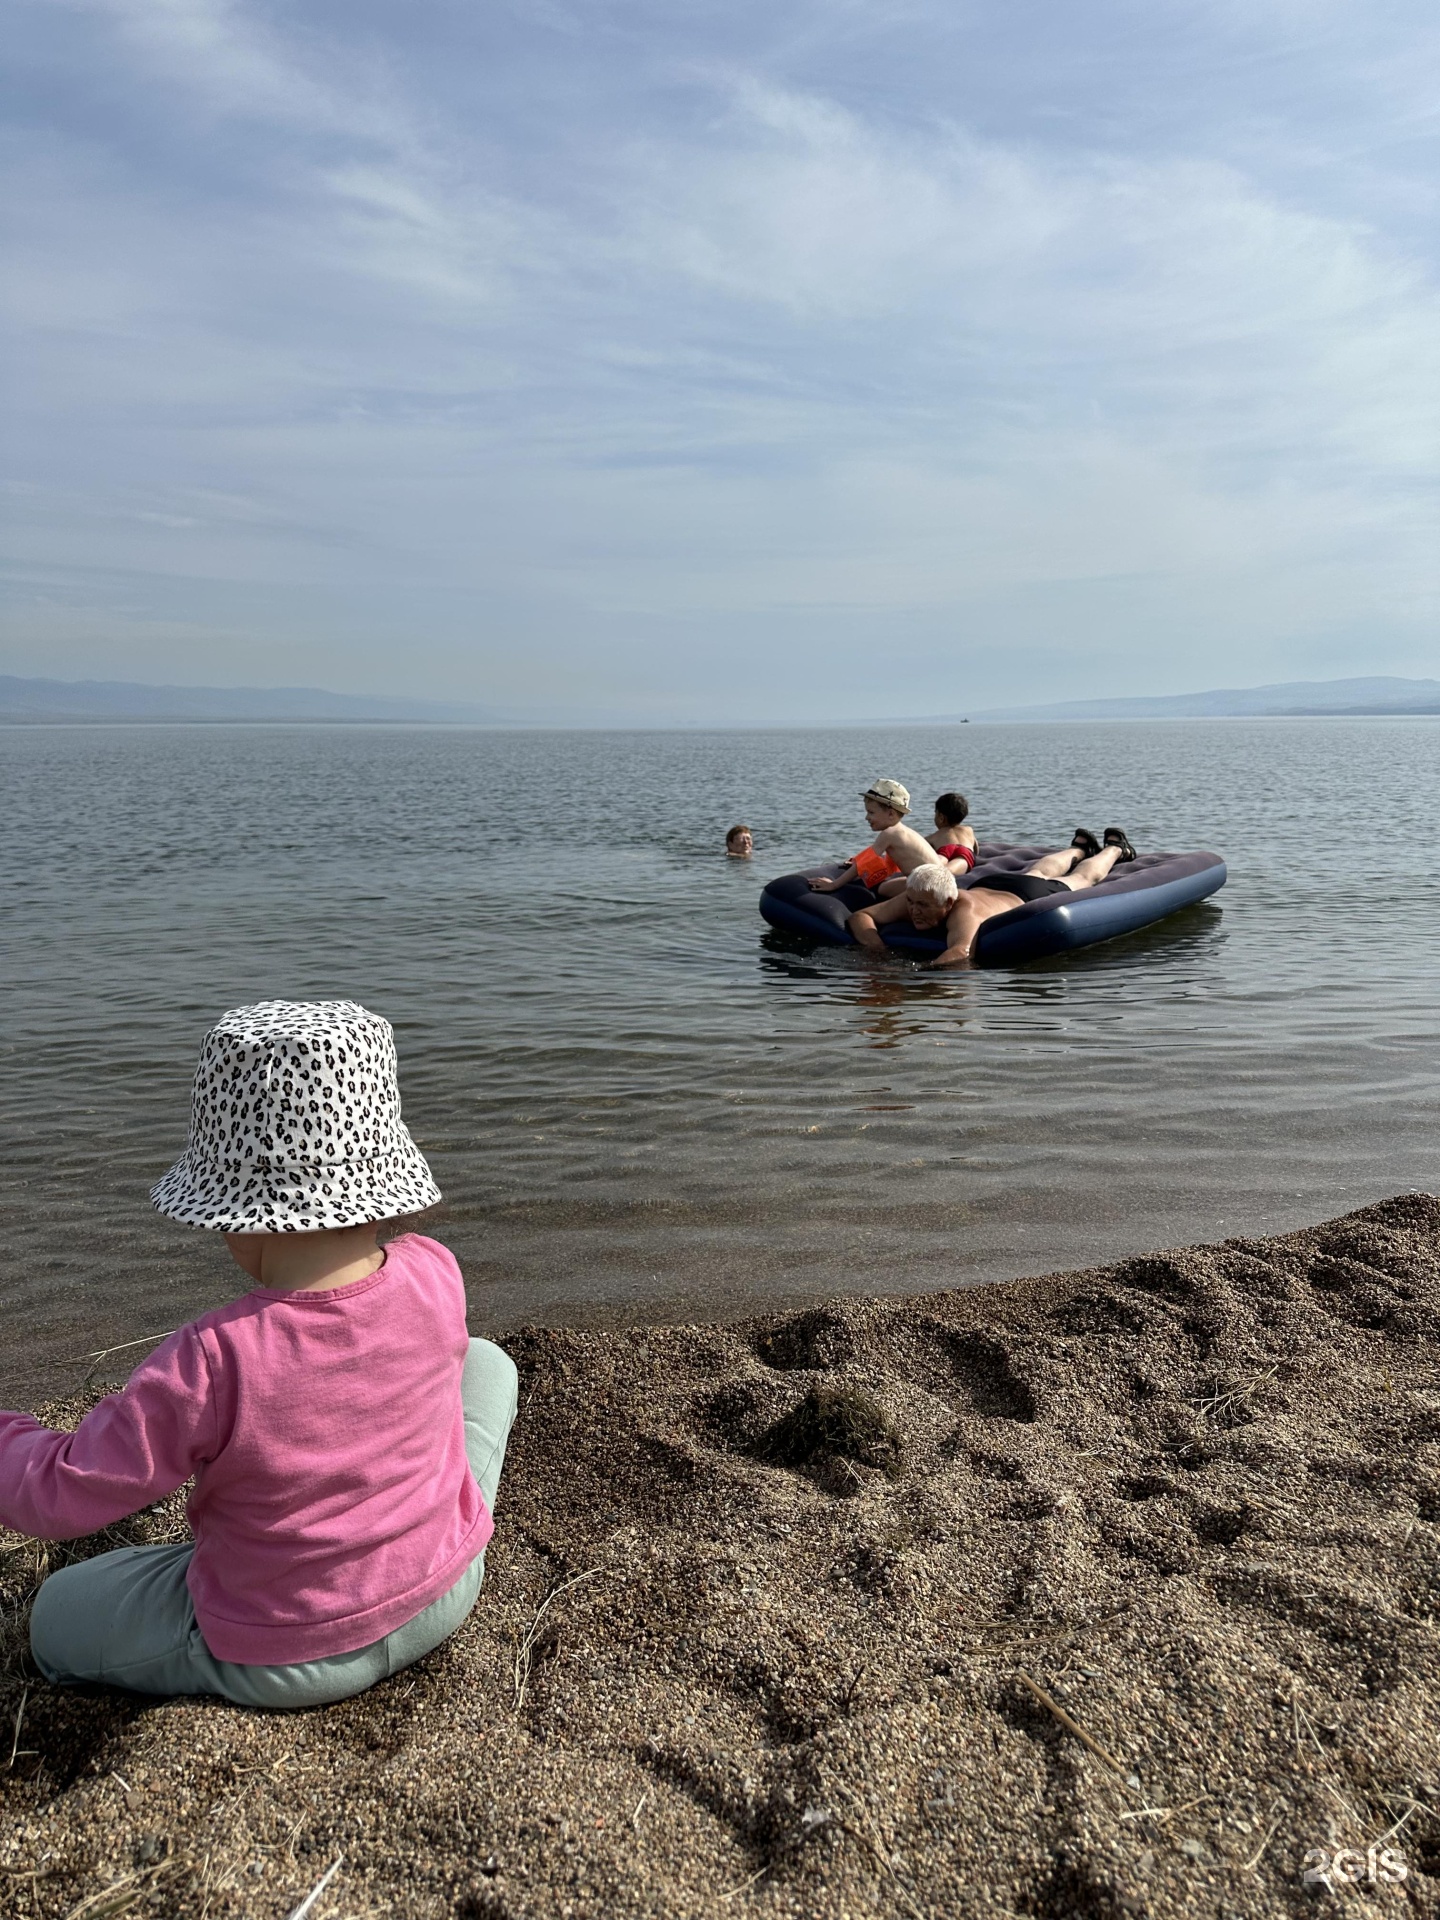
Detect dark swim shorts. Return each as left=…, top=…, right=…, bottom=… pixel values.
left=964, top=872, right=1072, bottom=902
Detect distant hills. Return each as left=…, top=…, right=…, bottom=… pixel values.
left=3, top=670, right=1438, bottom=728
left=0, top=675, right=501, bottom=724
left=961, top=676, right=1440, bottom=722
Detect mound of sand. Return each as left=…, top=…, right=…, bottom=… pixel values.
left=2, top=1195, right=1439, bottom=1918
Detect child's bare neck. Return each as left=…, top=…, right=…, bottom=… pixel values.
left=223, top=1225, right=385, bottom=1294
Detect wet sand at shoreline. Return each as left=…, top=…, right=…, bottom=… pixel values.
left=2, top=1194, right=1438, bottom=1917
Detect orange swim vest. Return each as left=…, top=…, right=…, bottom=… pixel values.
left=852, top=846, right=903, bottom=889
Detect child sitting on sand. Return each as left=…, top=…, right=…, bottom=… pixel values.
left=808, top=780, right=948, bottom=893
left=0, top=1000, right=517, bottom=1709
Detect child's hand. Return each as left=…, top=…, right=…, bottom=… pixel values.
left=809, top=875, right=838, bottom=891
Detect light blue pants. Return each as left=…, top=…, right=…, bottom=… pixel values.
left=30, top=1338, right=518, bottom=1709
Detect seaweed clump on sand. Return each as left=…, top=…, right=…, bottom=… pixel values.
left=753, top=1383, right=904, bottom=1487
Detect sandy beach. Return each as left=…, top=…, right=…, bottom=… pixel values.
left=2, top=1193, right=1438, bottom=1918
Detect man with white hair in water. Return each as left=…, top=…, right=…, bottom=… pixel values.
left=847, top=829, right=1137, bottom=966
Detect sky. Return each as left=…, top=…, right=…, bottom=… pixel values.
left=3, top=1, right=1437, bottom=724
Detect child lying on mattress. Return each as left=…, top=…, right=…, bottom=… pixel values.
left=808, top=780, right=959, bottom=893
left=873, top=790, right=977, bottom=897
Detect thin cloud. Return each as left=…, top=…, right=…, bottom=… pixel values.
left=73, top=0, right=395, bottom=141
left=2, top=1, right=1436, bottom=715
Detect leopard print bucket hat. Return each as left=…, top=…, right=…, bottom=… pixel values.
left=151, top=1000, right=442, bottom=1231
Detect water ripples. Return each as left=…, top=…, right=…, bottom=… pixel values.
left=1, top=718, right=1437, bottom=1394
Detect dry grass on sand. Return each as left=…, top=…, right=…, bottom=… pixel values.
left=2, top=1195, right=1439, bottom=1918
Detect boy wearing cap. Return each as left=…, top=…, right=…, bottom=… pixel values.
left=808, top=780, right=943, bottom=894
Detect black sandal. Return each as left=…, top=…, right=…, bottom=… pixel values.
left=1102, top=826, right=1136, bottom=861
left=1070, top=828, right=1101, bottom=858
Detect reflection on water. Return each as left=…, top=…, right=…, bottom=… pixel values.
left=1, top=718, right=1437, bottom=1396
left=849, top=974, right=928, bottom=1050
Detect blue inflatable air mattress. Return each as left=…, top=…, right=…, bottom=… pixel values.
left=759, top=843, right=1226, bottom=966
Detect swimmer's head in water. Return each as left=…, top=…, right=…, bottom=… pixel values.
left=726, top=824, right=754, bottom=858
left=906, top=863, right=959, bottom=930
left=934, top=791, right=969, bottom=828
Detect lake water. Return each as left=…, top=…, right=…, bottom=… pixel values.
left=2, top=719, right=1436, bottom=1399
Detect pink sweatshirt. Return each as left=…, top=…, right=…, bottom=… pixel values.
left=0, top=1235, right=491, bottom=1664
